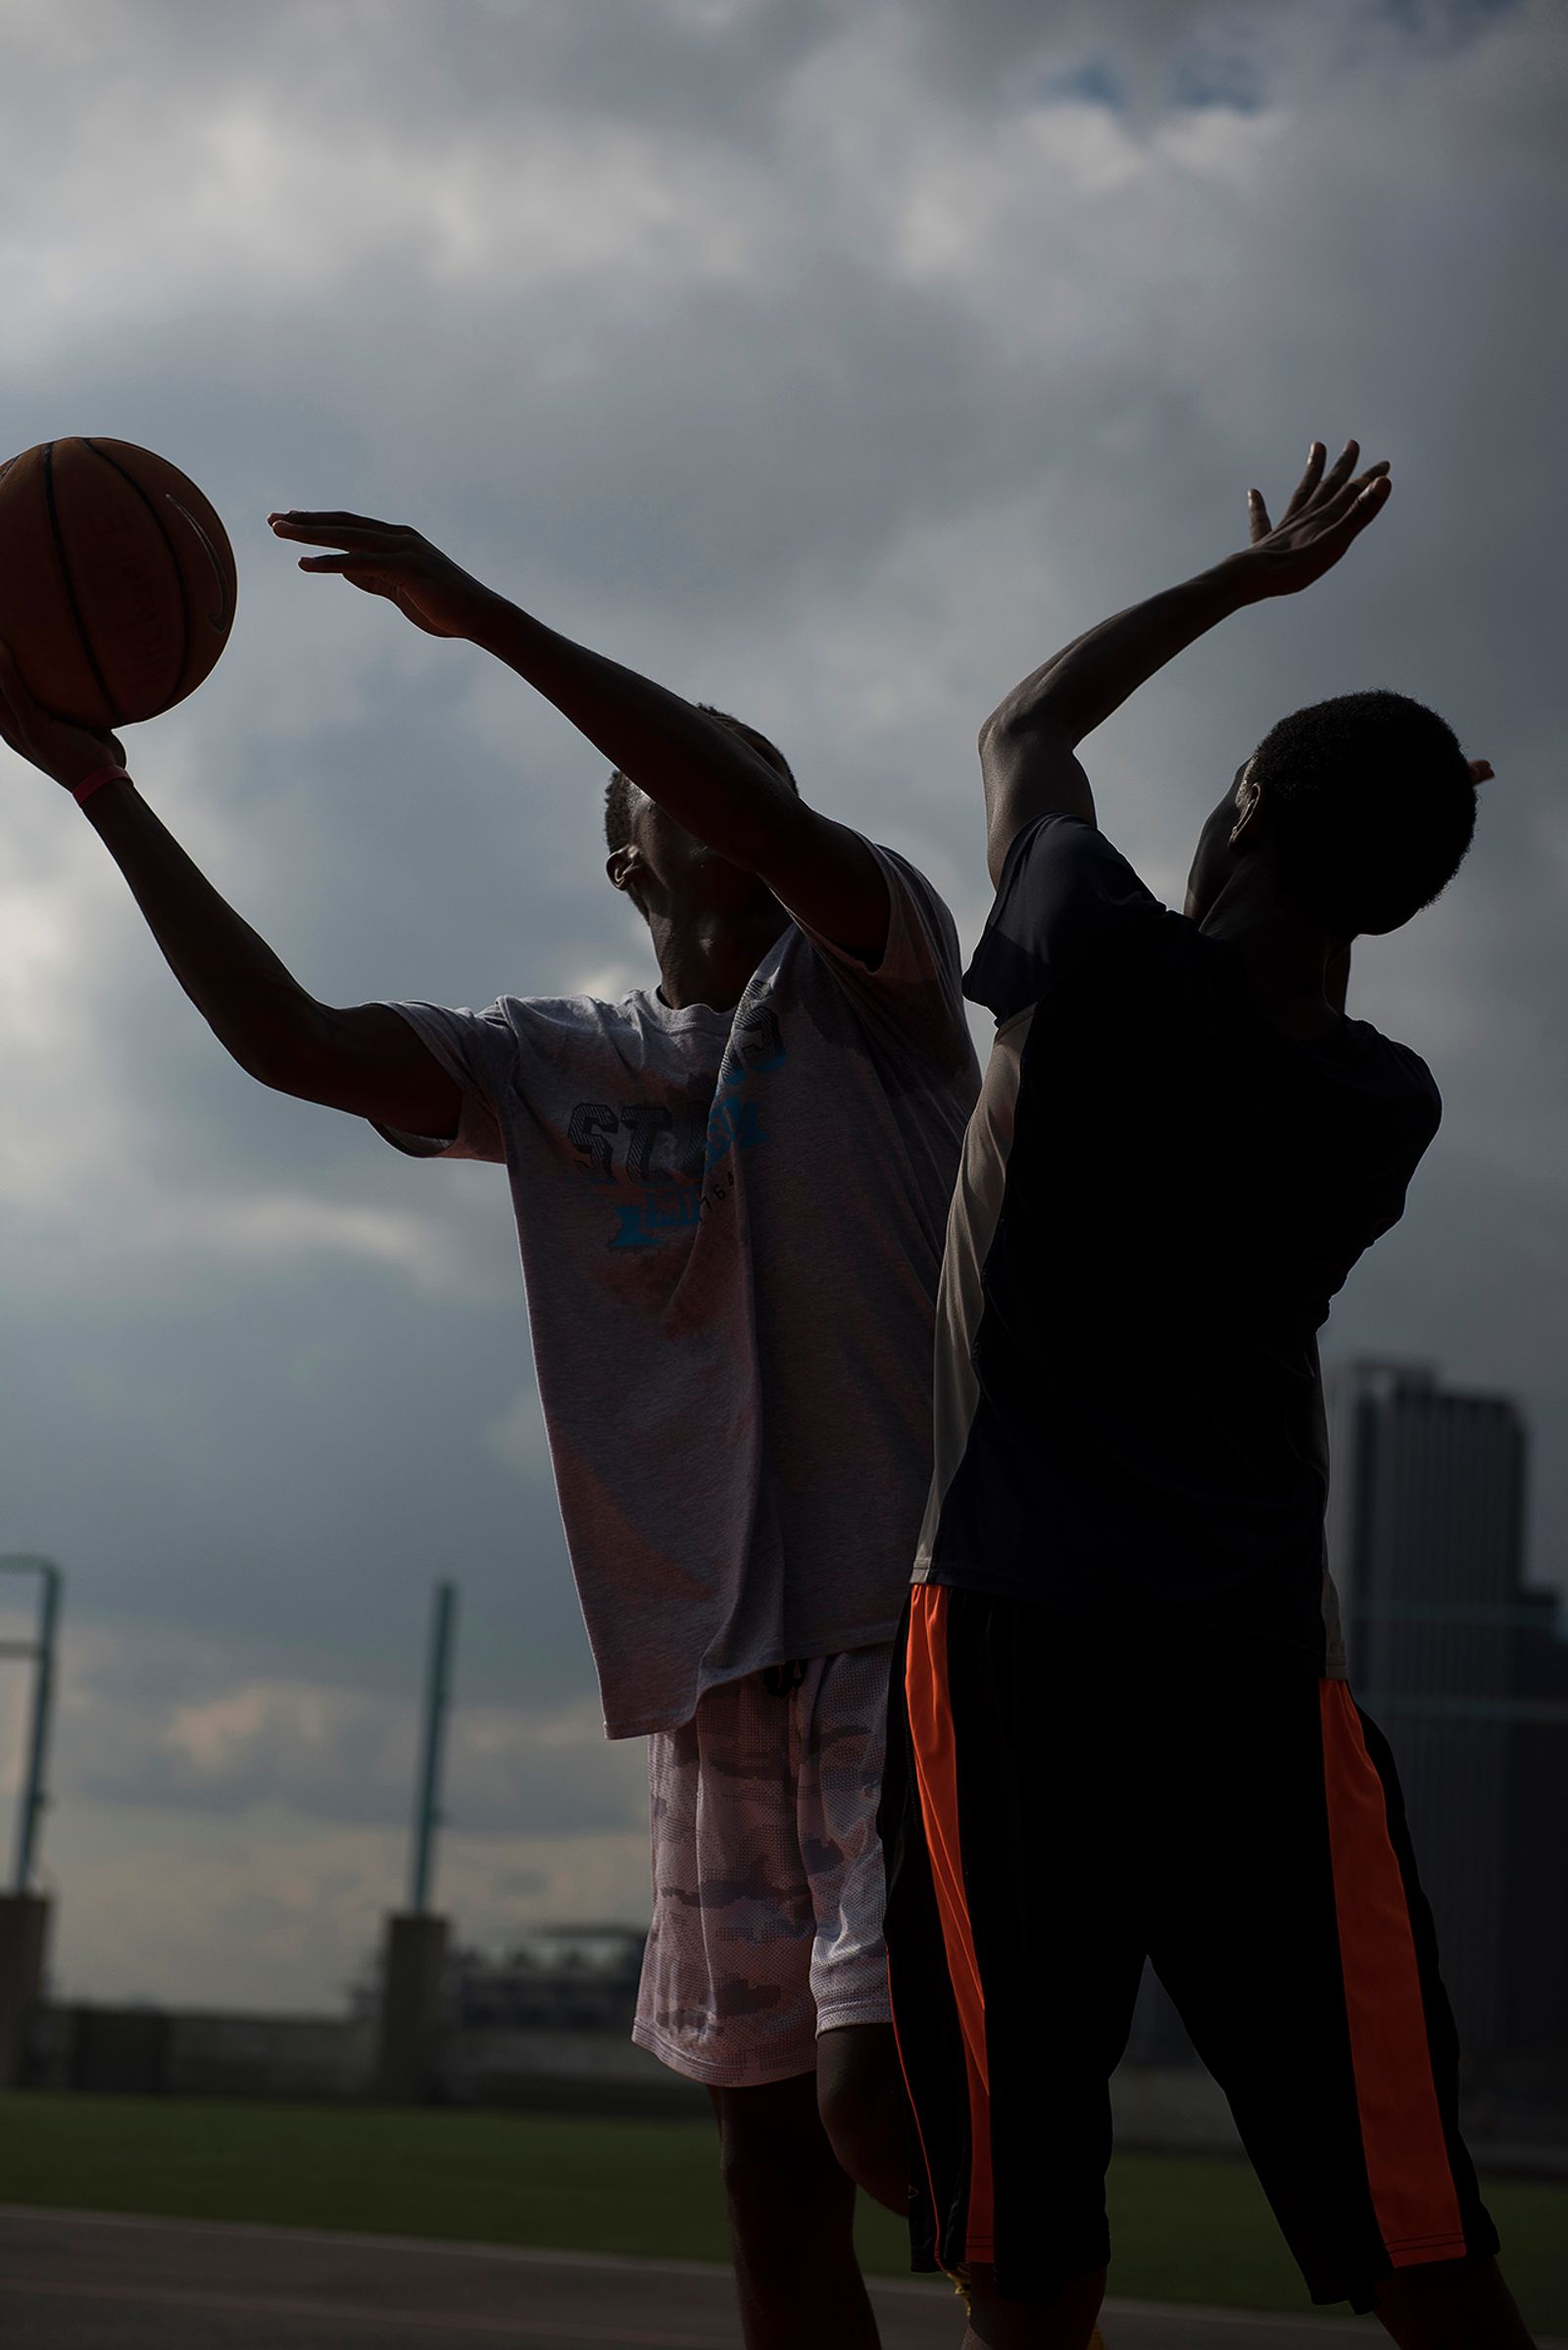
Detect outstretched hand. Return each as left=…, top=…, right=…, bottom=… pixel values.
left=0, top=642, right=127, bottom=790
left=268, top=513, right=497, bottom=640
left=1241, top=439, right=1392, bottom=598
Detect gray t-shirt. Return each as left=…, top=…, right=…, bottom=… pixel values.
left=381, top=843, right=979, bottom=1738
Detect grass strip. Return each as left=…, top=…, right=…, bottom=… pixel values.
left=1, top=2094, right=1562, bottom=2332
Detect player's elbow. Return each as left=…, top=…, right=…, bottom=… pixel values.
left=979, top=697, right=1069, bottom=760
left=227, top=1001, right=339, bottom=1103
left=233, top=1036, right=321, bottom=1101
left=977, top=702, right=1019, bottom=760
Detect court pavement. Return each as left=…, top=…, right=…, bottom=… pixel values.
left=0, top=2206, right=1552, bottom=2348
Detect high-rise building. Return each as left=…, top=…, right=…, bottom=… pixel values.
left=1325, top=1360, right=1568, bottom=2077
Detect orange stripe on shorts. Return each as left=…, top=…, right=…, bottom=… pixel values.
left=906, top=1586, right=995, bottom=2262
left=1319, top=1679, right=1467, bottom=2269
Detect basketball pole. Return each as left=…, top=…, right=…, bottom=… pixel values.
left=0, top=1557, right=62, bottom=1894
left=0, top=1556, right=62, bottom=2087
left=409, top=1579, right=459, bottom=1914
left=377, top=1579, right=460, bottom=2100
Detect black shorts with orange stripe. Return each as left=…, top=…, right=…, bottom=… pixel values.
left=878, top=1585, right=1498, bottom=2313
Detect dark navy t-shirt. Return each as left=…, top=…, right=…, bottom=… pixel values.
left=913, top=814, right=1442, bottom=1665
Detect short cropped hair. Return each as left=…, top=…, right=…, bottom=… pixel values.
left=1249, top=690, right=1478, bottom=937
left=604, top=706, right=797, bottom=859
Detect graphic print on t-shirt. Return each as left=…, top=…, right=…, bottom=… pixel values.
left=567, top=983, right=788, bottom=1250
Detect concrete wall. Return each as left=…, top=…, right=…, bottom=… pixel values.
left=27, top=2004, right=375, bottom=2100
left=25, top=2004, right=694, bottom=2111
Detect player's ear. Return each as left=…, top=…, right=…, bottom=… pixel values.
left=608, top=844, right=644, bottom=899
left=1228, top=761, right=1266, bottom=849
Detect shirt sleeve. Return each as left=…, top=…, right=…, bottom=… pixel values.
left=963, top=813, right=1162, bottom=1023
left=780, top=839, right=973, bottom=1063
left=370, top=1001, right=515, bottom=1163
left=1354, top=1049, right=1444, bottom=1248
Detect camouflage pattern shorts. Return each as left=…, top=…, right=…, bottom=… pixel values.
left=632, top=1644, right=896, bottom=2087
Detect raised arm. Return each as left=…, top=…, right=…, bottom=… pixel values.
left=979, top=438, right=1394, bottom=883
left=268, top=513, right=889, bottom=960
left=0, top=649, right=460, bottom=1136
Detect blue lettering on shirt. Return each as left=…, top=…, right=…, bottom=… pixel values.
left=574, top=984, right=787, bottom=1250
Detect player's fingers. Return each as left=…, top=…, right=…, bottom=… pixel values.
left=1247, top=489, right=1272, bottom=543
left=270, top=510, right=408, bottom=532
left=1347, top=461, right=1391, bottom=513
left=1306, top=463, right=1392, bottom=533
left=1281, top=440, right=1326, bottom=520
left=1324, top=455, right=1389, bottom=518
left=1468, top=759, right=1494, bottom=784
left=1333, top=473, right=1393, bottom=539
left=299, top=561, right=412, bottom=608
left=270, top=518, right=406, bottom=549
left=294, top=554, right=394, bottom=575
left=1312, top=438, right=1362, bottom=505
left=1324, top=459, right=1388, bottom=499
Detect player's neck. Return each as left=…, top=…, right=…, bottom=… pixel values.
left=651, top=902, right=789, bottom=1015
left=1201, top=881, right=1344, bottom=1042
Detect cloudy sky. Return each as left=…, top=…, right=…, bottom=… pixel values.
left=0, top=0, right=1563, bottom=2011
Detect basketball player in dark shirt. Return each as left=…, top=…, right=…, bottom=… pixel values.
left=878, top=440, right=1532, bottom=2349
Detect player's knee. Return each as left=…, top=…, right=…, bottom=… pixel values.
left=715, top=2107, right=841, bottom=2223
left=816, top=2079, right=909, bottom=2213
left=816, top=2021, right=910, bottom=2213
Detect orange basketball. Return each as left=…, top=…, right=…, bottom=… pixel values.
left=0, top=437, right=237, bottom=727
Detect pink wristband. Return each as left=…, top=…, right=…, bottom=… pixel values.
left=72, top=764, right=130, bottom=807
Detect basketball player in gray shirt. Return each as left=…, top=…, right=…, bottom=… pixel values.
left=0, top=511, right=979, bottom=2350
